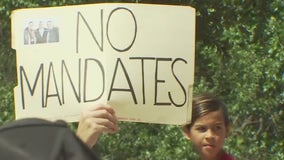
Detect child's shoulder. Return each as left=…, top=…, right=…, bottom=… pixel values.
left=221, top=152, right=234, bottom=160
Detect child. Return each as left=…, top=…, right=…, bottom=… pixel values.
left=182, top=93, right=234, bottom=160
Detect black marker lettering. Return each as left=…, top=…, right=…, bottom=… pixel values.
left=76, top=10, right=104, bottom=53
left=83, top=58, right=105, bottom=102
left=106, top=7, right=137, bottom=52
left=61, top=59, right=81, bottom=104
left=130, top=57, right=155, bottom=104
left=45, top=62, right=62, bottom=107
left=169, top=58, right=187, bottom=107
left=154, top=58, right=172, bottom=106
left=19, top=64, right=44, bottom=109
left=108, top=58, right=137, bottom=104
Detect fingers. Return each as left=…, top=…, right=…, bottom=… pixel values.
left=79, top=104, right=119, bottom=134
left=85, top=103, right=115, bottom=114
left=76, top=104, right=119, bottom=148
left=91, top=104, right=116, bottom=115
left=85, top=116, right=118, bottom=134
left=81, top=104, right=118, bottom=129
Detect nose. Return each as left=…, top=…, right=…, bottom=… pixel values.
left=205, top=129, right=215, bottom=138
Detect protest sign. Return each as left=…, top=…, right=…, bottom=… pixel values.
left=11, top=3, right=195, bottom=124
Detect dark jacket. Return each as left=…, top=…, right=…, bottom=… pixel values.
left=0, top=118, right=99, bottom=160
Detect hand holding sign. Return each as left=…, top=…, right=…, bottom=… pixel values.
left=76, top=104, right=118, bottom=148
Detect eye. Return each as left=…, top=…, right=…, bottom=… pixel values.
left=196, top=126, right=207, bottom=132
left=214, top=125, right=223, bottom=131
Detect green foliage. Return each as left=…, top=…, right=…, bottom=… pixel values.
left=96, top=122, right=198, bottom=160
left=0, top=0, right=283, bottom=159
left=0, top=82, right=14, bottom=125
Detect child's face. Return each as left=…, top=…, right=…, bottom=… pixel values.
left=184, top=109, right=229, bottom=160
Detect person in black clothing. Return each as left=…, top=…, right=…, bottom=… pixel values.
left=0, top=103, right=118, bottom=159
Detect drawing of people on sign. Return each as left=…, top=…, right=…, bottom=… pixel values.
left=24, top=21, right=36, bottom=45
left=23, top=19, right=59, bottom=45
left=34, top=21, right=48, bottom=43
left=46, top=20, right=59, bottom=43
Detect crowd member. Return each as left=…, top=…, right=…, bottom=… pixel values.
left=182, top=93, right=234, bottom=160
left=76, top=94, right=234, bottom=160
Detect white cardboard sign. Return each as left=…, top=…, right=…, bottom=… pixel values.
left=11, top=3, right=195, bottom=125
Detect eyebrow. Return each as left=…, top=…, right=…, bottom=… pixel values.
left=193, top=124, right=205, bottom=127
left=194, top=121, right=224, bottom=127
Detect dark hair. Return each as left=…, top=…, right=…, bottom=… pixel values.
left=186, top=93, right=230, bottom=130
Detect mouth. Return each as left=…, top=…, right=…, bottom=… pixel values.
left=203, top=144, right=215, bottom=149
